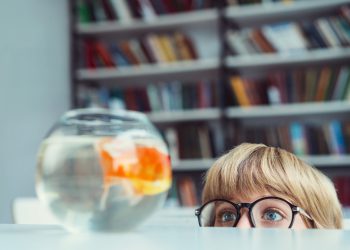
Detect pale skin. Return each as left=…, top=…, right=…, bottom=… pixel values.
left=216, top=193, right=308, bottom=229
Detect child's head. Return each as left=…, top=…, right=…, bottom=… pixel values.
left=201, top=143, right=343, bottom=229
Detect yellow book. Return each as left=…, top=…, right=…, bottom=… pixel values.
left=147, top=34, right=168, bottom=63
left=159, top=35, right=177, bottom=62
left=230, top=76, right=251, bottom=106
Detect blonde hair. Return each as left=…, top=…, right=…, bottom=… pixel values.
left=202, top=143, right=343, bottom=229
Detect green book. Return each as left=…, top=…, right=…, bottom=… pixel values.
left=77, top=0, right=91, bottom=23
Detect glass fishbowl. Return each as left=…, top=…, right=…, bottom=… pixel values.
left=36, top=109, right=172, bottom=232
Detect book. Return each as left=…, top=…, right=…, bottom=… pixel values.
left=164, top=127, right=180, bottom=162
left=249, top=29, right=276, bottom=53
left=289, top=123, right=308, bottom=155
left=101, top=0, right=117, bottom=20
left=177, top=176, right=199, bottom=206
left=333, top=67, right=350, bottom=100
left=94, top=42, right=116, bottom=67
left=328, top=120, right=346, bottom=155
left=119, top=41, right=140, bottom=65
left=230, top=76, right=251, bottom=106
left=315, top=18, right=341, bottom=48
left=314, top=67, right=332, bottom=101
left=76, top=0, right=92, bottom=23
left=138, top=0, right=157, bottom=21
left=110, top=0, right=133, bottom=23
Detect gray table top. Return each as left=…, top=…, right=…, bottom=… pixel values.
left=0, top=223, right=349, bottom=250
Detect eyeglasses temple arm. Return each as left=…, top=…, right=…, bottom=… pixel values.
left=295, top=207, right=313, bottom=221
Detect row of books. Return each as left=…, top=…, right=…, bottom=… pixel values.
left=76, top=0, right=216, bottom=23
left=77, top=80, right=218, bottom=111
left=166, top=174, right=203, bottom=207
left=162, top=124, right=217, bottom=161
left=227, top=6, right=350, bottom=54
left=80, top=32, right=197, bottom=68
left=232, top=121, right=350, bottom=156
left=230, top=66, right=350, bottom=106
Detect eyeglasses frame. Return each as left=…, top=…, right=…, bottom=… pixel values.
left=195, top=196, right=313, bottom=228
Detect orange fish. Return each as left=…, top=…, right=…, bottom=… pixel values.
left=96, top=137, right=172, bottom=195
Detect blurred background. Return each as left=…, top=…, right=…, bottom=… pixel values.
left=1, top=0, right=350, bottom=223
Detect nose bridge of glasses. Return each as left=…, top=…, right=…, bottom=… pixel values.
left=237, top=203, right=252, bottom=212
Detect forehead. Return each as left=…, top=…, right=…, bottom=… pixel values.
left=226, top=192, right=273, bottom=204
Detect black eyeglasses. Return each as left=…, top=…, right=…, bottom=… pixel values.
left=195, top=196, right=313, bottom=228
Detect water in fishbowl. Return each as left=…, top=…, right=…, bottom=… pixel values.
left=36, top=130, right=172, bottom=232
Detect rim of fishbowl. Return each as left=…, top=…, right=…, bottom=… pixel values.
left=60, top=108, right=150, bottom=127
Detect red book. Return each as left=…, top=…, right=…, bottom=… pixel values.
left=95, top=42, right=116, bottom=67
left=161, top=0, right=176, bottom=13
left=85, top=41, right=96, bottom=69
left=182, top=34, right=198, bottom=59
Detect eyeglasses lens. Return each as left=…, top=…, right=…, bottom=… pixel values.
left=251, top=198, right=293, bottom=228
left=199, top=201, right=238, bottom=227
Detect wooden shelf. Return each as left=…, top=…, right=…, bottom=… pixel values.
left=147, top=108, right=221, bottom=123
left=172, top=159, right=215, bottom=171
left=76, top=59, right=219, bottom=85
left=226, top=48, right=350, bottom=70
left=76, top=9, right=218, bottom=37
left=225, top=0, right=349, bottom=27
left=225, top=101, right=350, bottom=120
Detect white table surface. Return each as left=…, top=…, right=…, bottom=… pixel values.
left=1, top=218, right=350, bottom=250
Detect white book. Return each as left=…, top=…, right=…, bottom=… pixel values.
left=164, top=127, right=179, bottom=163
left=128, top=39, right=148, bottom=64
left=262, top=24, right=289, bottom=52
left=160, top=83, right=171, bottom=110
left=267, top=85, right=282, bottom=105
left=110, top=0, right=133, bottom=23
left=262, top=23, right=307, bottom=53
left=316, top=18, right=341, bottom=47
left=284, top=24, right=309, bottom=51
left=147, top=84, right=162, bottom=111
left=226, top=30, right=251, bottom=55
left=138, top=0, right=157, bottom=22
left=329, top=17, right=349, bottom=46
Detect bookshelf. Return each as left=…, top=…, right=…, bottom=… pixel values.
left=147, top=108, right=221, bottom=123
left=225, top=48, right=350, bottom=70
left=70, top=0, right=350, bottom=207
left=77, top=8, right=218, bottom=36
left=225, top=0, right=350, bottom=26
left=225, top=101, right=350, bottom=120
left=76, top=58, right=219, bottom=84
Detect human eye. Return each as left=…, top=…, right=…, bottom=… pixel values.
left=262, top=209, right=285, bottom=222
left=214, top=207, right=237, bottom=227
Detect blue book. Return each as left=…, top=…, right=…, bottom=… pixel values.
left=290, top=123, right=308, bottom=155
left=329, top=120, right=346, bottom=155
left=110, top=45, right=130, bottom=67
